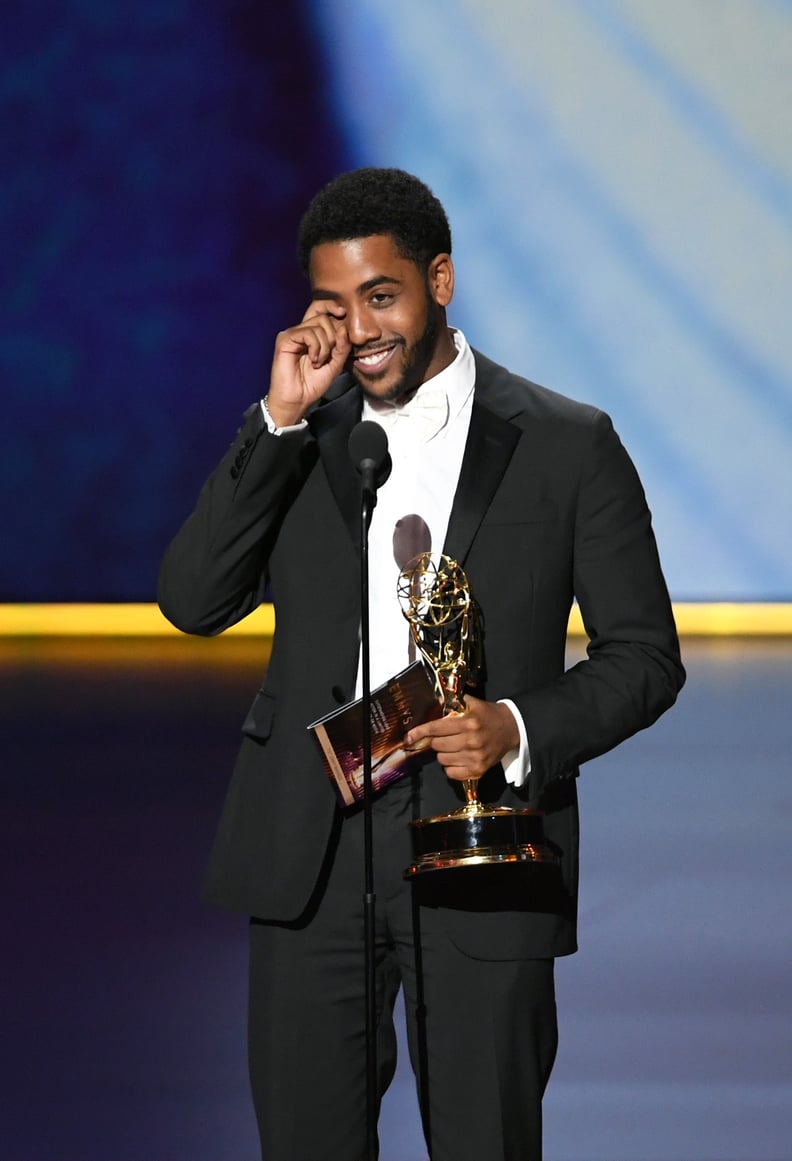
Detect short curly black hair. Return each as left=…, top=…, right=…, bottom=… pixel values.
left=297, top=168, right=452, bottom=274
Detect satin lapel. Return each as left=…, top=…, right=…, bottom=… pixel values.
left=443, top=400, right=521, bottom=566
left=309, top=383, right=363, bottom=553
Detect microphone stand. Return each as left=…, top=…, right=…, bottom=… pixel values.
left=348, top=420, right=390, bottom=1161
left=359, top=468, right=377, bottom=1161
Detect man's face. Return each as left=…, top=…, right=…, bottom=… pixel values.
left=308, top=234, right=455, bottom=404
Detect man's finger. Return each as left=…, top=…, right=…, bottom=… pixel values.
left=405, top=710, right=466, bottom=747
left=301, top=301, right=347, bottom=325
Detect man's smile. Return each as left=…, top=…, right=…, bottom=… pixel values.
left=353, top=343, right=399, bottom=375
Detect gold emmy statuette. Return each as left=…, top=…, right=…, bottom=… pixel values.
left=397, top=552, right=559, bottom=876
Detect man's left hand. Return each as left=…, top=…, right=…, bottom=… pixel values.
left=404, top=696, right=519, bottom=782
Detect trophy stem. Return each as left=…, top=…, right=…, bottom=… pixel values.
left=462, top=778, right=480, bottom=808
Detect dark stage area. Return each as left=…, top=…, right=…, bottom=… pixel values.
left=2, top=636, right=790, bottom=1161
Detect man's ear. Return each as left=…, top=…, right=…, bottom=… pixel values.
left=428, top=253, right=454, bottom=307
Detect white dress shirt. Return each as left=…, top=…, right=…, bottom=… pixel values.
left=262, top=329, right=530, bottom=786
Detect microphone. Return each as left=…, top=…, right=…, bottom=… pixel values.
left=348, top=421, right=392, bottom=501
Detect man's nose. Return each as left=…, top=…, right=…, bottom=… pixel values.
left=346, top=306, right=381, bottom=348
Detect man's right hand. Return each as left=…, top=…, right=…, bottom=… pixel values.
left=266, top=305, right=351, bottom=427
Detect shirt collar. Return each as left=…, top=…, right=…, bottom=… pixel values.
left=362, top=329, right=475, bottom=443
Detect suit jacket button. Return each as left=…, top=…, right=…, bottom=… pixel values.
left=230, top=466, right=239, bottom=479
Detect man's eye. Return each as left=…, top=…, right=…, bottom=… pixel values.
left=370, top=293, right=394, bottom=306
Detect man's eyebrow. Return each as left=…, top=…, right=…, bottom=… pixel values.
left=312, top=275, right=402, bottom=300
left=358, top=274, right=401, bottom=293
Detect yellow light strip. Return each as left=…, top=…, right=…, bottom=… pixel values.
left=0, top=602, right=791, bottom=637
left=0, top=603, right=275, bottom=637
left=671, top=602, right=792, bottom=636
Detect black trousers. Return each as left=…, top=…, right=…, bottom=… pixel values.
left=248, top=778, right=558, bottom=1161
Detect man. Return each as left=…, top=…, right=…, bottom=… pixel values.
left=158, top=168, right=685, bottom=1160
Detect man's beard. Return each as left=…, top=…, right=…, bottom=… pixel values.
left=354, top=300, right=440, bottom=406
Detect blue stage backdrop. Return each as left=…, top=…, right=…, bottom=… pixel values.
left=2, top=1, right=351, bottom=600
left=3, top=1, right=792, bottom=601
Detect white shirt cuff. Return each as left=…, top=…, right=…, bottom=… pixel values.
left=260, top=397, right=308, bottom=435
left=497, top=698, right=531, bottom=787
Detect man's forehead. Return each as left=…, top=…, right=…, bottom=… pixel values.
left=308, top=234, right=413, bottom=290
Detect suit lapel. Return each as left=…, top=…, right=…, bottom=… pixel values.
left=443, top=399, right=521, bottom=565
left=310, top=350, right=524, bottom=564
left=309, top=379, right=363, bottom=552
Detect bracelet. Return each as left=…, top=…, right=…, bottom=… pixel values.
left=262, top=394, right=277, bottom=430
left=262, top=395, right=306, bottom=433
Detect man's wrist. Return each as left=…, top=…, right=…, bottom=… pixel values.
left=262, top=395, right=307, bottom=433
left=495, top=700, right=520, bottom=752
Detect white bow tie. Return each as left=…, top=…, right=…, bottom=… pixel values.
left=371, top=388, right=450, bottom=444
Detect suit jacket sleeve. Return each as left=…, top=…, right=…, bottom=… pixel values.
left=157, top=403, right=314, bottom=636
left=513, top=408, right=684, bottom=798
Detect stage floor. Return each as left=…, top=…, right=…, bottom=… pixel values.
left=2, top=637, right=790, bottom=1161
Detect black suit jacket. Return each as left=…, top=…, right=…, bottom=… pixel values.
left=158, top=350, right=684, bottom=957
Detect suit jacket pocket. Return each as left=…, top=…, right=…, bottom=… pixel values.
left=242, top=688, right=277, bottom=741
left=479, top=498, right=557, bottom=527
